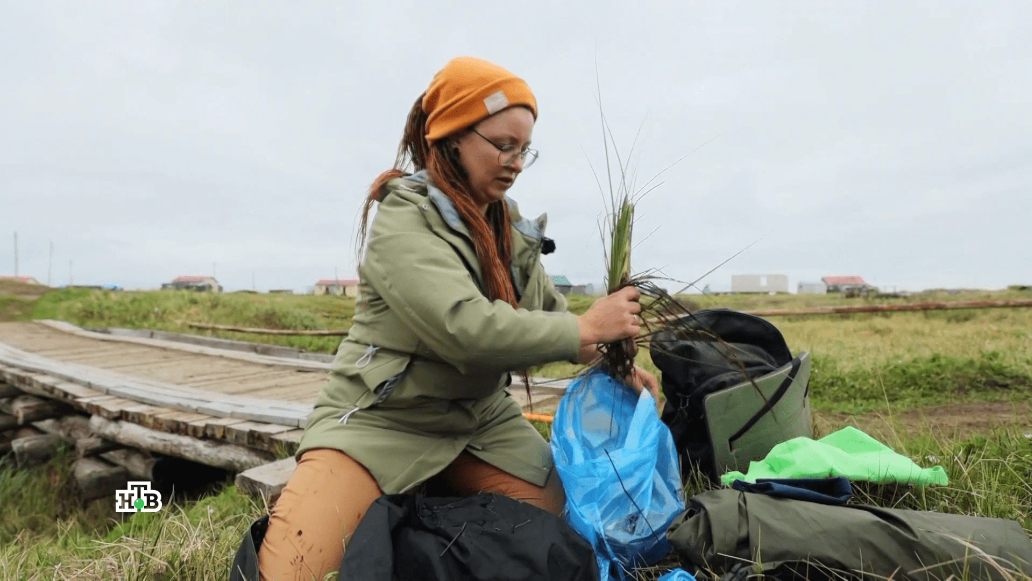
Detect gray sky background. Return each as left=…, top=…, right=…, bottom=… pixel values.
left=2, top=1, right=1030, bottom=294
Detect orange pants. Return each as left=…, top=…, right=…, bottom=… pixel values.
left=257, top=448, right=566, bottom=581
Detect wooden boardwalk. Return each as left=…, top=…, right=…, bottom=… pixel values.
left=0, top=320, right=567, bottom=480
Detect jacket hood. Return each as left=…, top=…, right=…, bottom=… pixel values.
left=382, top=170, right=547, bottom=244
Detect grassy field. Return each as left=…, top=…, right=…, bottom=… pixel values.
left=1, top=281, right=1030, bottom=579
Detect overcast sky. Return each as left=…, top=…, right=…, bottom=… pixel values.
left=2, top=1, right=1030, bottom=294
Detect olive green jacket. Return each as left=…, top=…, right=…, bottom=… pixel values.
left=298, top=171, right=580, bottom=492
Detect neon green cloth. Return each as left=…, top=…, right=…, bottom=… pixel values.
left=720, top=426, right=948, bottom=486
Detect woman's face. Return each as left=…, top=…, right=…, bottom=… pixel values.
left=451, top=106, right=535, bottom=213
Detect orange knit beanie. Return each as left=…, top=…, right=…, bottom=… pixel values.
left=422, top=56, right=537, bottom=143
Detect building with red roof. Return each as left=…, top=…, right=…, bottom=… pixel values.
left=821, top=275, right=870, bottom=295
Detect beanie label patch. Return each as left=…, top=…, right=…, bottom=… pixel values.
left=483, top=90, right=509, bottom=114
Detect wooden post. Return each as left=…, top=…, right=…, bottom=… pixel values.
left=0, top=383, right=21, bottom=398
left=100, top=448, right=159, bottom=481
left=76, top=437, right=123, bottom=458
left=12, top=434, right=63, bottom=467
left=0, top=413, right=17, bottom=432
left=73, top=457, right=128, bottom=502
left=0, top=395, right=71, bottom=425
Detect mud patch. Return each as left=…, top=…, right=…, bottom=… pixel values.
left=814, top=400, right=1032, bottom=443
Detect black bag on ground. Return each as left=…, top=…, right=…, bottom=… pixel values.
left=338, top=493, right=599, bottom=581
left=667, top=489, right=1032, bottom=580
left=649, top=309, right=812, bottom=482
left=227, top=514, right=267, bottom=581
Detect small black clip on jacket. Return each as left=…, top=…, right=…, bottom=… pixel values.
left=541, top=237, right=556, bottom=255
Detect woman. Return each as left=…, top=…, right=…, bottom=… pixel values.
left=255, top=56, right=658, bottom=580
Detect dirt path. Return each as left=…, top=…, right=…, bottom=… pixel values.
left=814, top=400, right=1032, bottom=443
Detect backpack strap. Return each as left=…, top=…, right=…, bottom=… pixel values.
left=727, top=356, right=802, bottom=450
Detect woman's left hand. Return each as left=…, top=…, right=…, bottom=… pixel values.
left=625, top=365, right=661, bottom=411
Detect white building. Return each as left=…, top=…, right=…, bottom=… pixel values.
left=731, top=274, right=789, bottom=294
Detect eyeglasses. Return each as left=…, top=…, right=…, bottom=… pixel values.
left=471, top=128, right=539, bottom=169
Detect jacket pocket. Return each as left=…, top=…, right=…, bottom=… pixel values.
left=331, top=341, right=412, bottom=423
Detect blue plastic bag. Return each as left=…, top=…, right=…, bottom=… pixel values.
left=550, top=368, right=685, bottom=580
left=658, top=569, right=697, bottom=581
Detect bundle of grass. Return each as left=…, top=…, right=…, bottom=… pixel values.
left=586, top=99, right=715, bottom=383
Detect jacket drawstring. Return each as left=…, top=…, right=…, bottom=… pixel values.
left=355, top=344, right=379, bottom=367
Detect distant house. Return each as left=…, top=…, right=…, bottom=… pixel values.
left=549, top=274, right=573, bottom=295
left=313, top=279, right=359, bottom=298
left=731, top=274, right=789, bottom=294
left=0, top=275, right=42, bottom=285
left=797, top=281, right=828, bottom=294
left=161, top=275, right=222, bottom=292
left=821, top=275, right=870, bottom=295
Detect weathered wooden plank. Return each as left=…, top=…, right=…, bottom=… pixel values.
left=246, top=423, right=298, bottom=450
left=120, top=404, right=175, bottom=429
left=235, top=376, right=326, bottom=399
left=51, top=381, right=103, bottom=402
left=197, top=417, right=251, bottom=440
left=89, top=325, right=334, bottom=362
left=235, top=457, right=296, bottom=500
left=37, top=320, right=328, bottom=370
left=0, top=370, right=52, bottom=398
left=224, top=421, right=274, bottom=446
left=90, top=415, right=274, bottom=472
left=148, top=411, right=212, bottom=436
left=84, top=397, right=138, bottom=420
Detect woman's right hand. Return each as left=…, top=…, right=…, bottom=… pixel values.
left=576, top=286, right=642, bottom=346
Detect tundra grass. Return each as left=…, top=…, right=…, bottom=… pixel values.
left=29, top=287, right=351, bottom=353
left=2, top=425, right=1028, bottom=579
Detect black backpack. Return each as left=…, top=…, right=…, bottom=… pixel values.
left=649, top=308, right=812, bottom=482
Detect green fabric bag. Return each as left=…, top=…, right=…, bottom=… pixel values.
left=720, top=426, right=948, bottom=487
left=668, top=489, right=1032, bottom=580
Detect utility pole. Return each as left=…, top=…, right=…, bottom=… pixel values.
left=48, top=241, right=53, bottom=286
left=13, top=232, right=17, bottom=276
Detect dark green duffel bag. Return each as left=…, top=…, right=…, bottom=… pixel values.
left=668, top=489, right=1032, bottom=580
